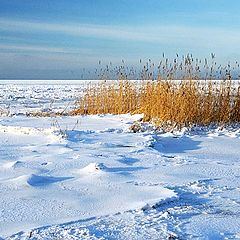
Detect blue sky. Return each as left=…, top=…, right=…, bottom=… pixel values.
left=1, top=0, right=240, bottom=79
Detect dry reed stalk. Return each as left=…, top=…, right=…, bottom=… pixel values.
left=72, top=78, right=240, bottom=128
left=71, top=55, right=240, bottom=127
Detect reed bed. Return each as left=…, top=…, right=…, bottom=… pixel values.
left=72, top=79, right=240, bottom=128
left=72, top=54, right=240, bottom=128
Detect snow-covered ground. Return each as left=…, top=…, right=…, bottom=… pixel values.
left=0, top=81, right=240, bottom=239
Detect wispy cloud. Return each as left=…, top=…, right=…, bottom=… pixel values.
left=0, top=43, right=70, bottom=53
left=0, top=18, right=150, bottom=42
left=0, top=43, right=94, bottom=55
left=1, top=18, right=240, bottom=48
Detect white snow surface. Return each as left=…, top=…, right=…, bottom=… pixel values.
left=0, top=81, right=240, bottom=239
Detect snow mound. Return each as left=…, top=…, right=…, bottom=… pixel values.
left=76, top=163, right=106, bottom=175
left=3, top=161, right=23, bottom=169
left=1, top=174, right=72, bottom=189
left=0, top=125, right=63, bottom=144
left=1, top=175, right=30, bottom=189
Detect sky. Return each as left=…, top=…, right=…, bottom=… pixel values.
left=1, top=0, right=240, bottom=79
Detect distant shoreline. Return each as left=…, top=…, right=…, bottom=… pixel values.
left=0, top=79, right=240, bottom=85
left=0, top=80, right=97, bottom=85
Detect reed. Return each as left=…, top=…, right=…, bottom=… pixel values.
left=72, top=55, right=240, bottom=128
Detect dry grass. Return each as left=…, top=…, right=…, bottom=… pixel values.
left=72, top=80, right=140, bottom=115
left=72, top=55, right=240, bottom=128
left=72, top=79, right=240, bottom=128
